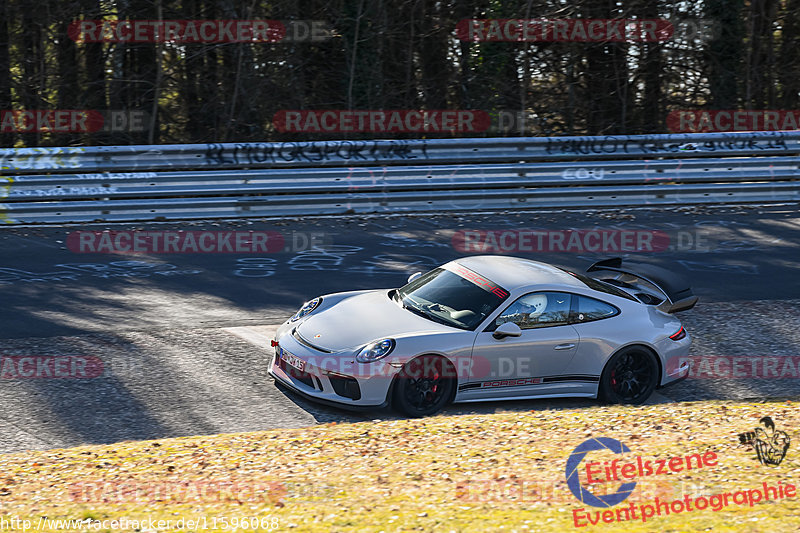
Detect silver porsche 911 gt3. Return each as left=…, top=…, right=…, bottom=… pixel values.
left=269, top=256, right=697, bottom=417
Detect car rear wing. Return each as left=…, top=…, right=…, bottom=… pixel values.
left=586, top=257, right=698, bottom=313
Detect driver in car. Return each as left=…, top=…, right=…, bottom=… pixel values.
left=496, top=293, right=549, bottom=329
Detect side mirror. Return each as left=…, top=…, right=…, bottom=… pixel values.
left=407, top=272, right=422, bottom=284
left=492, top=322, right=522, bottom=339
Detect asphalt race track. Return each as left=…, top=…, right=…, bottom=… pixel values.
left=1, top=205, right=799, bottom=453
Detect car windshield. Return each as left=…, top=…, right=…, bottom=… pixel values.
left=394, top=266, right=510, bottom=330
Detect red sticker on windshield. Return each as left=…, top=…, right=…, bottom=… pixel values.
left=451, top=264, right=509, bottom=298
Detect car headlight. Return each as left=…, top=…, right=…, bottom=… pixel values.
left=290, top=297, right=322, bottom=322
left=356, top=339, right=396, bottom=363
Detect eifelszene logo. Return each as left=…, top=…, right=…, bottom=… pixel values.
left=567, top=436, right=797, bottom=527
left=737, top=416, right=790, bottom=466
left=565, top=437, right=637, bottom=507
left=565, top=437, right=718, bottom=508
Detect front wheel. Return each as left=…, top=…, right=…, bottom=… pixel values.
left=599, top=346, right=659, bottom=404
left=392, top=355, right=455, bottom=417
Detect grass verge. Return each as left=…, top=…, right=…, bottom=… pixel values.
left=0, top=399, right=798, bottom=532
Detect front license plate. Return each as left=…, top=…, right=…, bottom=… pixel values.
left=280, top=348, right=306, bottom=372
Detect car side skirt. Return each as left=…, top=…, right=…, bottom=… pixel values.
left=458, top=374, right=599, bottom=392
left=454, top=392, right=597, bottom=403
left=455, top=376, right=599, bottom=401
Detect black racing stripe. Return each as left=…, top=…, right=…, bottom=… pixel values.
left=459, top=375, right=600, bottom=391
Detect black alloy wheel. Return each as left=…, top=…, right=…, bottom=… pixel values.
left=599, top=346, right=659, bottom=404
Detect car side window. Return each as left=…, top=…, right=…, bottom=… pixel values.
left=495, top=292, right=572, bottom=330
left=576, top=295, right=619, bottom=323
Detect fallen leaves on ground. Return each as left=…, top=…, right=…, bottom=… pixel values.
left=0, top=399, right=798, bottom=532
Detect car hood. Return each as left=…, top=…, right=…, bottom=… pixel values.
left=295, top=289, right=453, bottom=352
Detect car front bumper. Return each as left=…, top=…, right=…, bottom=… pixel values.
left=267, top=324, right=402, bottom=409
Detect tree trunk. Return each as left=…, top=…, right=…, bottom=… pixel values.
left=0, top=0, right=13, bottom=147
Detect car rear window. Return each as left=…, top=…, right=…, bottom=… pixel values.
left=576, top=295, right=620, bottom=321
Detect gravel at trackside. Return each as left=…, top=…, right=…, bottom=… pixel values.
left=665, top=298, right=800, bottom=401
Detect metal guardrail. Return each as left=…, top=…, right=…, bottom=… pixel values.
left=1, top=131, right=798, bottom=223
left=2, top=131, right=798, bottom=172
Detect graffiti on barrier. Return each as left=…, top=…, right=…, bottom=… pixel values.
left=0, top=147, right=86, bottom=170
left=205, top=140, right=428, bottom=165
left=546, top=132, right=789, bottom=156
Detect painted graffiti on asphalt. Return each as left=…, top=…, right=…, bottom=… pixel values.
left=0, top=261, right=202, bottom=285
left=233, top=245, right=438, bottom=277
left=379, top=233, right=450, bottom=249
left=677, top=260, right=759, bottom=275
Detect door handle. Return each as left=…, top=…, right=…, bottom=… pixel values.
left=554, top=343, right=575, bottom=350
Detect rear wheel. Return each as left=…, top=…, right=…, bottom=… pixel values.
left=392, top=355, right=455, bottom=417
left=599, top=346, right=659, bottom=404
